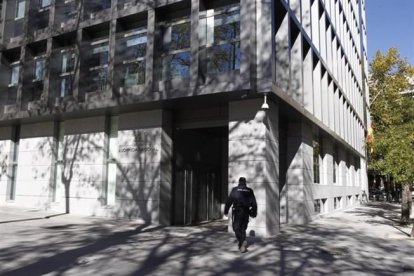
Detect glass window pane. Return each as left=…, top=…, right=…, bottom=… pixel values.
left=163, top=52, right=190, bottom=79
left=93, top=45, right=109, bottom=54
left=60, top=77, right=72, bottom=97
left=207, top=42, right=240, bottom=73
left=62, top=52, right=75, bottom=73
left=214, top=10, right=240, bottom=42
left=35, top=59, right=46, bottom=80
left=90, top=68, right=108, bottom=91
left=10, top=66, right=20, bottom=85
left=124, top=61, right=145, bottom=86
left=168, top=22, right=191, bottom=51
left=89, top=44, right=109, bottom=67
left=40, top=0, right=51, bottom=8
left=124, top=34, right=147, bottom=59
left=16, top=0, right=26, bottom=19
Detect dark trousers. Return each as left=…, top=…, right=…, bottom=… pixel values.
left=232, top=208, right=249, bottom=247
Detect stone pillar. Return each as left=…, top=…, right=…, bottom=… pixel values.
left=159, top=110, right=173, bottom=225
left=284, top=120, right=313, bottom=224
left=228, top=98, right=279, bottom=237
left=0, top=127, right=13, bottom=203
left=322, top=136, right=334, bottom=186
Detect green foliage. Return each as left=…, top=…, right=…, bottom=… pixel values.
left=368, top=48, right=414, bottom=184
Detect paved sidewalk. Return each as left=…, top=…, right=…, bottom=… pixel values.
left=0, top=203, right=413, bottom=276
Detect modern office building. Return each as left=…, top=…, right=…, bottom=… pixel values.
left=0, top=0, right=369, bottom=237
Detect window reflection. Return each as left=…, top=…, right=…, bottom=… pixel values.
left=40, top=0, right=51, bottom=8
left=34, top=59, right=46, bottom=81
left=208, top=42, right=240, bottom=73
left=16, top=0, right=26, bottom=19
left=124, top=33, right=147, bottom=60
left=60, top=77, right=73, bottom=97
left=90, top=67, right=108, bottom=92
left=159, top=16, right=191, bottom=80
left=166, top=22, right=191, bottom=51
left=124, top=61, right=145, bottom=86
left=62, top=52, right=76, bottom=73
left=116, top=26, right=147, bottom=88
left=199, top=4, right=241, bottom=75
left=10, top=65, right=20, bottom=86
left=90, top=43, right=109, bottom=67
left=163, top=52, right=191, bottom=79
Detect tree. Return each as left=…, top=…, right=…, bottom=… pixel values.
left=367, top=48, right=414, bottom=236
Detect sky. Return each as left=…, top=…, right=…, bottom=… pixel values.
left=365, top=0, right=414, bottom=65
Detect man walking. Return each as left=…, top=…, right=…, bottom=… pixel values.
left=224, top=177, right=257, bottom=253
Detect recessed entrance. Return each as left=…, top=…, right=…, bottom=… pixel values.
left=173, top=126, right=228, bottom=225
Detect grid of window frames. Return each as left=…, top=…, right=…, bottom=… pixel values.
left=59, top=49, right=76, bottom=97
left=199, top=3, right=240, bottom=75
left=119, top=28, right=147, bottom=87
left=87, top=39, right=109, bottom=92
left=159, top=16, right=191, bottom=80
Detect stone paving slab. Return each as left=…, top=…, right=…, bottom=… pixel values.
left=1, top=203, right=414, bottom=275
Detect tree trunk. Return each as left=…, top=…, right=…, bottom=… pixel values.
left=411, top=224, right=414, bottom=238
left=400, top=185, right=412, bottom=224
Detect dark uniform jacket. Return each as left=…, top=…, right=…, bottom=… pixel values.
left=224, top=184, right=257, bottom=217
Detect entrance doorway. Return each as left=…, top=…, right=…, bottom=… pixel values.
left=173, top=127, right=227, bottom=225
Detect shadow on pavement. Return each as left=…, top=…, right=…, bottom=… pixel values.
left=0, top=204, right=414, bottom=275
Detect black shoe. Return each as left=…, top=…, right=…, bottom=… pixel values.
left=239, top=241, right=247, bottom=253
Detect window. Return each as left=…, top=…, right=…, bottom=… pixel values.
left=90, top=68, right=108, bottom=91
left=61, top=52, right=75, bottom=73
left=124, top=62, right=145, bottom=86
left=160, top=16, right=191, bottom=80
left=34, top=58, right=46, bottom=81
left=166, top=22, right=191, bottom=51
left=116, top=27, right=147, bottom=87
left=89, top=39, right=109, bottom=91
left=60, top=77, right=72, bottom=97
left=199, top=3, right=241, bottom=74
left=313, top=137, right=320, bottom=184
left=16, top=0, right=26, bottom=19
left=40, top=0, right=51, bottom=8
left=91, top=43, right=109, bottom=67
left=10, top=65, right=21, bottom=86
left=124, top=33, right=147, bottom=60
left=162, top=51, right=191, bottom=79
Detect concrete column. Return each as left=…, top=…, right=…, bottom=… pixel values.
left=338, top=147, right=347, bottom=186
left=241, top=0, right=254, bottom=88
left=0, top=127, right=13, bottom=202
left=108, top=19, right=117, bottom=97
left=189, top=0, right=199, bottom=91
left=285, top=120, right=313, bottom=224
left=228, top=98, right=279, bottom=237
left=159, top=110, right=173, bottom=225
left=322, top=136, right=333, bottom=186
left=145, top=8, right=155, bottom=90
left=116, top=110, right=172, bottom=224
left=360, top=157, right=368, bottom=193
